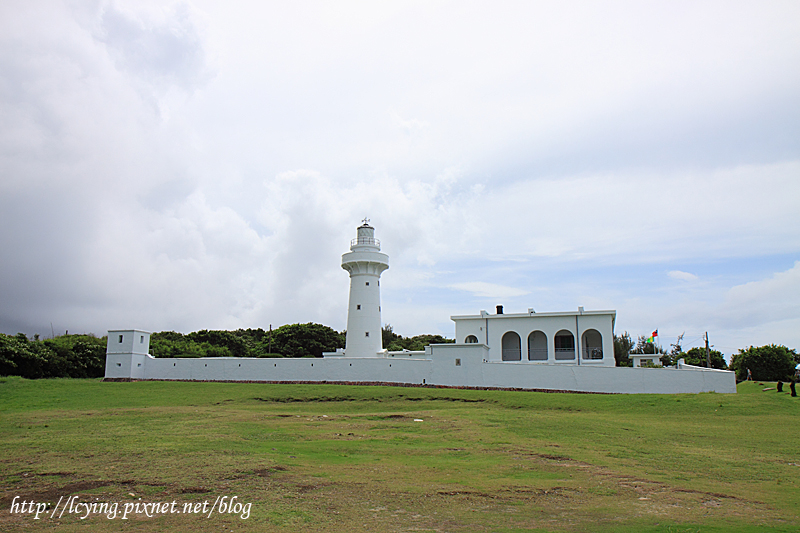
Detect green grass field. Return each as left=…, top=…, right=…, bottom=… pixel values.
left=1, top=377, right=798, bottom=532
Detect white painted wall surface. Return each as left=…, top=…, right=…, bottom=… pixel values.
left=106, top=330, right=150, bottom=355
left=105, top=342, right=736, bottom=394
left=140, top=355, right=431, bottom=385
left=104, top=353, right=147, bottom=379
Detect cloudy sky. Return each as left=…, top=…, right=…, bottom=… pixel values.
left=1, top=1, right=799, bottom=360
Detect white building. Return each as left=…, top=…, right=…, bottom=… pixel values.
left=104, top=222, right=736, bottom=394
left=453, top=306, right=615, bottom=366
left=106, top=329, right=151, bottom=380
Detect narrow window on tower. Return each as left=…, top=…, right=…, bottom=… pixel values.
left=365, top=332, right=369, bottom=337
left=356, top=304, right=361, bottom=310
left=118, top=335, right=123, bottom=343
left=365, top=282, right=369, bottom=286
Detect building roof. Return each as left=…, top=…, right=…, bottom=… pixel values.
left=450, top=309, right=616, bottom=329
left=451, top=309, right=615, bottom=319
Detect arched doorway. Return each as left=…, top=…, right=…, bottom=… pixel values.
left=582, top=329, right=603, bottom=360
left=554, top=330, right=575, bottom=360
left=465, top=335, right=478, bottom=344
left=528, top=331, right=548, bottom=361
left=501, top=331, right=521, bottom=361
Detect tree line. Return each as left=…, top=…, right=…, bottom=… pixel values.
left=149, top=324, right=345, bottom=359
left=613, top=331, right=799, bottom=381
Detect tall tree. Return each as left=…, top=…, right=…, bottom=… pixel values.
left=613, top=332, right=634, bottom=367
left=678, top=347, right=728, bottom=370
left=382, top=324, right=402, bottom=349
left=668, top=332, right=685, bottom=363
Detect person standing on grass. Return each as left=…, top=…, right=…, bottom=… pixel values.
left=747, top=368, right=753, bottom=381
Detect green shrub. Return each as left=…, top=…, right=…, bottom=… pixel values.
left=730, top=344, right=797, bottom=381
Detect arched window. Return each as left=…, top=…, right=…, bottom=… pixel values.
left=582, top=329, right=603, bottom=360
left=502, top=331, right=521, bottom=361
left=528, top=331, right=548, bottom=360
left=465, top=335, right=479, bottom=344
left=554, top=330, right=575, bottom=360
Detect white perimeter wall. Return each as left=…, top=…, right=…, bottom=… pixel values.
left=104, top=343, right=736, bottom=394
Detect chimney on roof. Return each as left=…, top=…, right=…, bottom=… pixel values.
left=496, top=305, right=504, bottom=314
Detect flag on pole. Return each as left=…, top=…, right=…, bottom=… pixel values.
left=646, top=330, right=658, bottom=343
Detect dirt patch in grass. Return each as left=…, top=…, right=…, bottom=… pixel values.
left=252, top=466, right=287, bottom=476
left=179, top=486, right=210, bottom=494
left=11, top=480, right=111, bottom=504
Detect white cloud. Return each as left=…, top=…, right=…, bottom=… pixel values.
left=390, top=110, right=430, bottom=136
left=668, top=270, right=699, bottom=282
left=718, top=261, right=800, bottom=329
left=448, top=282, right=529, bottom=300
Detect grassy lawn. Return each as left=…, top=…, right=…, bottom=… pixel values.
left=0, top=377, right=798, bottom=532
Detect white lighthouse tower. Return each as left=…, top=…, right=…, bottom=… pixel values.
left=342, top=219, right=389, bottom=357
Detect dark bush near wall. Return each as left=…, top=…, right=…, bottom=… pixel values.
left=0, top=333, right=106, bottom=379
left=149, top=331, right=231, bottom=358
left=730, top=344, right=797, bottom=382
left=676, top=347, right=728, bottom=370
left=269, top=323, right=346, bottom=358
left=382, top=324, right=454, bottom=352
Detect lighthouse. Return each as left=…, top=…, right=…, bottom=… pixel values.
left=342, top=220, right=389, bottom=357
